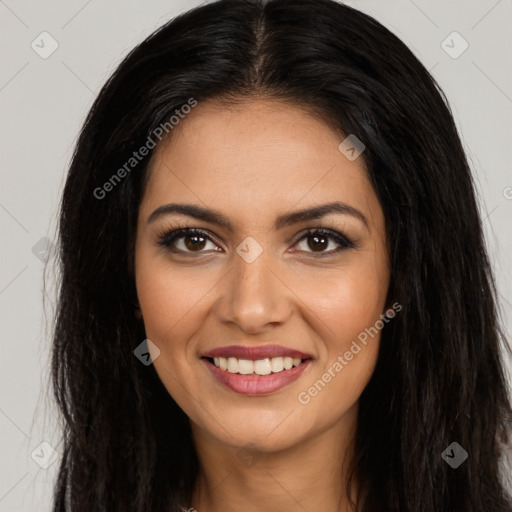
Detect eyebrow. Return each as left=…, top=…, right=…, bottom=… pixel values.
left=147, top=201, right=369, bottom=231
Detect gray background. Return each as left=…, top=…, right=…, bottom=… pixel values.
left=1, top=0, right=511, bottom=510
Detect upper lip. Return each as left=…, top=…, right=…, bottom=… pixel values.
left=201, top=344, right=312, bottom=360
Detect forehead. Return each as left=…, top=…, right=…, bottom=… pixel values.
left=140, top=98, right=382, bottom=230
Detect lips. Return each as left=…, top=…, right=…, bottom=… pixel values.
left=200, top=344, right=313, bottom=396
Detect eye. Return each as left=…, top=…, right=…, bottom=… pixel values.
left=156, top=226, right=355, bottom=256
left=294, top=227, right=354, bottom=255
left=156, top=228, right=220, bottom=253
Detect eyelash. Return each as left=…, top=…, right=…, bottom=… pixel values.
left=156, top=225, right=355, bottom=256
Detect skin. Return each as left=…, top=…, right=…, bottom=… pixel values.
left=134, top=98, right=391, bottom=512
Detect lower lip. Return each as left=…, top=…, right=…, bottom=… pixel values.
left=202, top=358, right=312, bottom=396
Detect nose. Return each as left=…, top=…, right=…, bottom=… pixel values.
left=214, top=244, right=293, bottom=334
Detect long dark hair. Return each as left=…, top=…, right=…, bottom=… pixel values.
left=50, top=0, right=512, bottom=510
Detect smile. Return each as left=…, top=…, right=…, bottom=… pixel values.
left=200, top=345, right=313, bottom=395
left=207, top=356, right=303, bottom=375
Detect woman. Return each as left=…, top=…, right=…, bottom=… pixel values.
left=51, top=0, right=512, bottom=510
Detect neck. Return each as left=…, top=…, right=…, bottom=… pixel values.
left=189, top=404, right=360, bottom=512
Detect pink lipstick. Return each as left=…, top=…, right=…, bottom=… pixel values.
left=201, top=344, right=313, bottom=396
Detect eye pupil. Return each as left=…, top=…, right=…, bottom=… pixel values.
left=159, top=228, right=350, bottom=255
left=185, top=235, right=207, bottom=251
left=308, top=235, right=328, bottom=252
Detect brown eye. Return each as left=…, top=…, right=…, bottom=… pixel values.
left=157, top=228, right=219, bottom=253
left=295, top=228, right=354, bottom=255
left=183, top=234, right=207, bottom=251
left=306, top=233, right=329, bottom=252
left=157, top=227, right=354, bottom=256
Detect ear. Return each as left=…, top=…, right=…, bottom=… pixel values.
left=134, top=308, right=142, bottom=320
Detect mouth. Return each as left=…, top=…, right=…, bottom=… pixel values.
left=200, top=345, right=313, bottom=395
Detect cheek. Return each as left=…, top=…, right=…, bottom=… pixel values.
left=135, top=249, right=212, bottom=346
left=292, top=257, right=388, bottom=411
left=134, top=251, right=214, bottom=418
left=298, top=257, right=389, bottom=346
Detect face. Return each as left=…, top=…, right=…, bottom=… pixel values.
left=134, top=98, right=390, bottom=454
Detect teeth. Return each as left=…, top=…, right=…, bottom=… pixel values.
left=227, top=357, right=238, bottom=373
left=211, top=356, right=304, bottom=375
left=238, top=359, right=254, bottom=375
left=270, top=357, right=284, bottom=372
left=254, top=358, right=272, bottom=375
